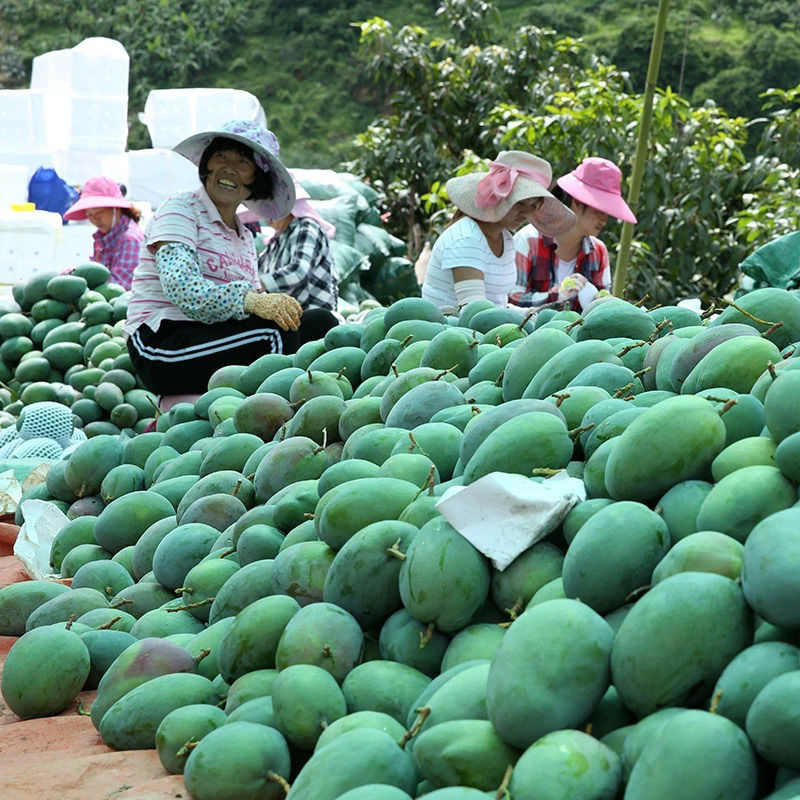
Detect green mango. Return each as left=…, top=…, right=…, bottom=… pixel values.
left=653, top=479, right=712, bottom=543
left=696, top=465, right=796, bottom=542
left=390, top=421, right=463, bottom=482
left=563, top=501, right=670, bottom=613
left=271, top=663, right=347, bottom=749
left=378, top=609, right=449, bottom=677
left=746, top=671, right=800, bottom=770
left=225, top=695, right=275, bottom=727
left=626, top=710, right=757, bottom=799
left=316, top=476, right=419, bottom=550
left=183, top=721, right=291, bottom=800
left=440, top=625, right=504, bottom=673
left=399, top=517, right=490, bottom=634
left=90, top=637, right=199, bottom=729
left=151, top=523, right=219, bottom=590
left=524, top=340, right=622, bottom=400
left=462, top=411, right=572, bottom=484
left=224, top=669, right=279, bottom=713
left=0, top=580, right=70, bottom=636
left=286, top=729, right=417, bottom=800
left=271, top=541, right=335, bottom=605
left=155, top=703, right=227, bottom=774
left=323, top=519, right=417, bottom=629
left=681, top=335, right=781, bottom=395
left=216, top=594, right=300, bottom=683
left=741, top=508, right=800, bottom=628
left=712, top=642, right=800, bottom=729
left=412, top=719, right=519, bottom=791
left=709, top=434, right=776, bottom=481
left=708, top=287, right=800, bottom=349
left=341, top=660, right=430, bottom=724
left=652, top=530, right=744, bottom=584
left=486, top=599, right=613, bottom=749
left=509, top=729, right=621, bottom=800
left=604, top=395, right=726, bottom=502
left=99, top=671, right=217, bottom=750
left=109, top=582, right=175, bottom=619
left=275, top=601, right=364, bottom=683
left=611, top=572, right=753, bottom=717
left=315, top=710, right=406, bottom=752
left=64, top=434, right=124, bottom=497
left=92, top=490, right=175, bottom=553
left=25, top=586, right=109, bottom=630
left=253, top=437, right=327, bottom=503
left=178, top=558, right=241, bottom=622
left=0, top=626, right=90, bottom=718
left=491, top=542, right=564, bottom=616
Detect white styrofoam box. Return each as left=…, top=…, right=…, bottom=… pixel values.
left=0, top=210, right=63, bottom=284
left=127, top=148, right=199, bottom=211
left=0, top=165, right=33, bottom=209
left=31, top=37, right=129, bottom=98
left=0, top=150, right=55, bottom=178
left=67, top=94, right=129, bottom=154
left=52, top=149, right=129, bottom=189
left=139, top=88, right=267, bottom=150
left=32, top=38, right=130, bottom=153
left=55, top=221, right=94, bottom=270
left=0, top=90, right=50, bottom=152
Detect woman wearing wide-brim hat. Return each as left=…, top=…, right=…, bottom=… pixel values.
left=257, top=176, right=338, bottom=312
left=421, top=151, right=575, bottom=312
left=511, top=156, right=637, bottom=310
left=63, top=176, right=144, bottom=290
left=123, top=119, right=339, bottom=395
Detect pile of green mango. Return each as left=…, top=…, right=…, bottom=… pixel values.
left=3, top=286, right=800, bottom=800
left=0, top=264, right=159, bottom=438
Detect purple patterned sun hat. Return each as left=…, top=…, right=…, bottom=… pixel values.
left=173, top=119, right=295, bottom=221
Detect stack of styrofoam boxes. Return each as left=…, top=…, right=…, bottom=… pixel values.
left=0, top=89, right=55, bottom=181
left=30, top=37, right=131, bottom=188
left=0, top=209, right=63, bottom=284
left=128, top=88, right=267, bottom=211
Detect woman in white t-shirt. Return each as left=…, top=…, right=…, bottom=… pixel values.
left=421, top=151, right=575, bottom=312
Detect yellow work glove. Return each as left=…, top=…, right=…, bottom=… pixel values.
left=244, top=291, right=302, bottom=331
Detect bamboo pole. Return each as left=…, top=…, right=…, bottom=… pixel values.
left=612, top=0, right=671, bottom=297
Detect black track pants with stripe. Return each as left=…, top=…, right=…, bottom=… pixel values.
left=127, top=308, right=338, bottom=394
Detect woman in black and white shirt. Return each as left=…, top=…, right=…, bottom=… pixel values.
left=259, top=181, right=338, bottom=311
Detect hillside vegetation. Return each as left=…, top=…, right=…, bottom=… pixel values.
left=1, top=0, right=799, bottom=166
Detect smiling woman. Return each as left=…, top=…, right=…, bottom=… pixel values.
left=123, top=119, right=339, bottom=395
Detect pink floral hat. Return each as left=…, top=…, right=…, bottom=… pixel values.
left=64, top=176, right=132, bottom=221
left=557, top=157, right=637, bottom=223
left=173, top=119, right=295, bottom=221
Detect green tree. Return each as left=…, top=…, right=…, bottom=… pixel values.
left=348, top=2, right=589, bottom=253
left=349, top=0, right=800, bottom=304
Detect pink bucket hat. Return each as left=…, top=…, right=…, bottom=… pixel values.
left=64, top=176, right=132, bottom=221
left=445, top=151, right=575, bottom=236
left=173, top=119, right=295, bottom=221
left=557, top=157, right=637, bottom=223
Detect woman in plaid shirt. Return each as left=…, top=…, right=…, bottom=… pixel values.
left=511, top=157, right=637, bottom=310
left=259, top=180, right=338, bottom=311
left=64, top=176, right=144, bottom=290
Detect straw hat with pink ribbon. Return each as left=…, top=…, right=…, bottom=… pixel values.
left=557, top=157, right=637, bottom=223
left=445, top=151, right=575, bottom=236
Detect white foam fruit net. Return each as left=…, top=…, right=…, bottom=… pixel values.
left=11, top=437, right=65, bottom=459
left=17, top=402, right=75, bottom=448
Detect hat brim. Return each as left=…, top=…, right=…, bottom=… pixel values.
left=174, top=129, right=296, bottom=221
left=557, top=173, right=637, bottom=224
left=63, top=195, right=132, bottom=221
left=446, top=173, right=576, bottom=236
